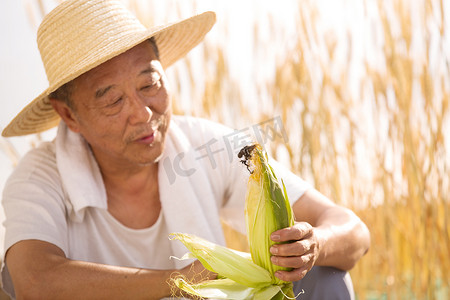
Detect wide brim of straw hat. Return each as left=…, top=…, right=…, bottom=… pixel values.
left=2, top=7, right=216, bottom=137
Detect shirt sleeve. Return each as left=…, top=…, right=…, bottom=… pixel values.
left=1, top=142, right=69, bottom=257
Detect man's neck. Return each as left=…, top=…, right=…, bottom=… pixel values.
left=100, top=162, right=158, bottom=194
left=88, top=142, right=159, bottom=188
left=95, top=157, right=161, bottom=229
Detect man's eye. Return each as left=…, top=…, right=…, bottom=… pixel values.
left=142, top=80, right=160, bottom=89
left=108, top=97, right=123, bottom=106
left=141, top=81, right=161, bottom=95
left=141, top=72, right=161, bottom=92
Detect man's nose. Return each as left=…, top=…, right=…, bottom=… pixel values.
left=128, top=93, right=152, bottom=125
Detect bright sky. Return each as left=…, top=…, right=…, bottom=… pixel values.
left=0, top=1, right=49, bottom=129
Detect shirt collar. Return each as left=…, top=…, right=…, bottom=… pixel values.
left=55, top=122, right=107, bottom=222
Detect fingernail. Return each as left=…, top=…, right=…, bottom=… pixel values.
left=271, top=234, right=280, bottom=241
left=270, top=246, right=278, bottom=254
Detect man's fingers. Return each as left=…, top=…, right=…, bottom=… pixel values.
left=270, top=222, right=313, bottom=242
left=274, top=267, right=309, bottom=282
left=270, top=240, right=312, bottom=256
left=270, top=222, right=319, bottom=283
left=271, top=253, right=313, bottom=269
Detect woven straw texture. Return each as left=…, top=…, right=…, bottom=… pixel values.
left=2, top=0, right=215, bottom=137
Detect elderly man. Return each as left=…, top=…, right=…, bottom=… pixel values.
left=1, top=0, right=370, bottom=299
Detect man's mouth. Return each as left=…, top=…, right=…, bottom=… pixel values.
left=129, top=116, right=165, bottom=144
left=135, top=132, right=155, bottom=144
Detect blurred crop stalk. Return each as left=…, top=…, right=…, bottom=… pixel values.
left=3, top=0, right=448, bottom=299
left=272, top=0, right=449, bottom=298
left=265, top=0, right=449, bottom=298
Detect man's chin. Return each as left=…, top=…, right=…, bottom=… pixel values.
left=134, top=143, right=165, bottom=166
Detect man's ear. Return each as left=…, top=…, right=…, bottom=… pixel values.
left=49, top=99, right=81, bottom=133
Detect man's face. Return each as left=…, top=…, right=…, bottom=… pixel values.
left=67, top=41, right=171, bottom=167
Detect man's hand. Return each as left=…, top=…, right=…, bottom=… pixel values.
left=271, top=188, right=370, bottom=282
left=179, top=260, right=217, bottom=283
left=269, top=222, right=320, bottom=282
left=170, top=260, right=217, bottom=298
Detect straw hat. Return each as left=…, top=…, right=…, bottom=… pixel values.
left=2, top=0, right=216, bottom=137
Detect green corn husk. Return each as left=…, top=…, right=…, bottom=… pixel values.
left=173, top=277, right=283, bottom=300
left=169, top=232, right=273, bottom=289
left=170, top=143, right=295, bottom=299
left=244, top=144, right=295, bottom=284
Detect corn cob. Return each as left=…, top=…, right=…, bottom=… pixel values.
left=170, top=143, right=295, bottom=299
left=240, top=144, right=294, bottom=285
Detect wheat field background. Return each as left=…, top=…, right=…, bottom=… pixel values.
left=0, top=0, right=449, bottom=299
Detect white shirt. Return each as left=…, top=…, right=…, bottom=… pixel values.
left=1, top=115, right=311, bottom=298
